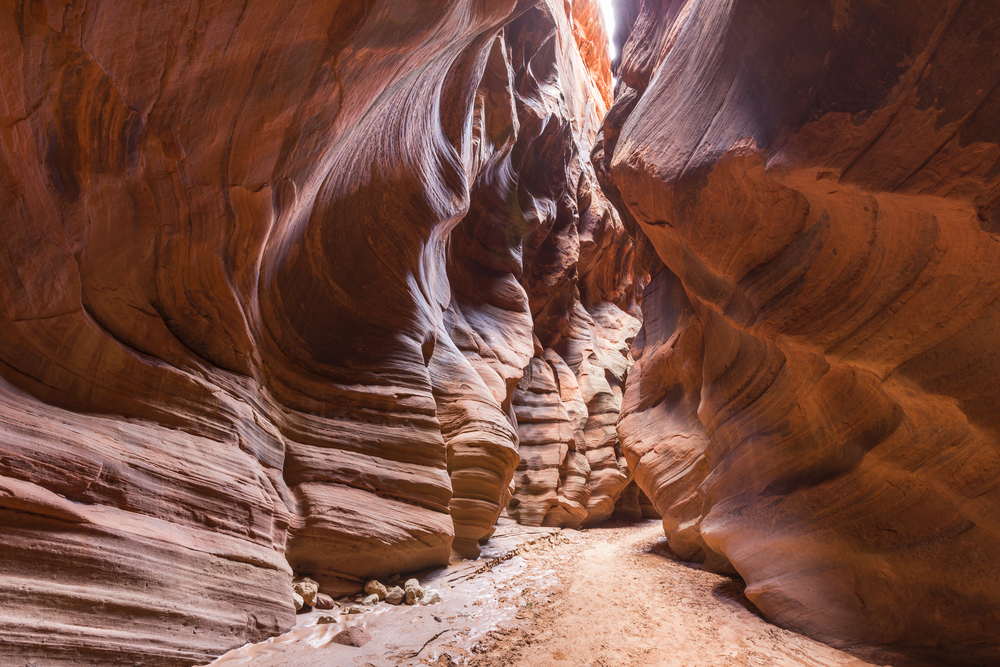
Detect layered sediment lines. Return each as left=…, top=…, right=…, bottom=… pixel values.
left=0, top=1, right=640, bottom=664
left=504, top=3, right=649, bottom=530
left=606, top=0, right=1000, bottom=660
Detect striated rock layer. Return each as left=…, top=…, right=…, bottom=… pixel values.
left=0, top=0, right=638, bottom=664
left=503, top=2, right=649, bottom=531
left=607, top=0, right=1000, bottom=661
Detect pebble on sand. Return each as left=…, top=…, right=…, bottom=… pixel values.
left=421, top=588, right=442, bottom=605
left=332, top=626, right=371, bottom=647
left=404, top=579, right=423, bottom=605
left=364, top=580, right=388, bottom=600
left=385, top=586, right=405, bottom=605
left=292, top=578, right=319, bottom=607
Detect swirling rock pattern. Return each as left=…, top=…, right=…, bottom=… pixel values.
left=607, top=0, right=1000, bottom=661
left=501, top=3, right=649, bottom=530
left=0, top=0, right=632, bottom=664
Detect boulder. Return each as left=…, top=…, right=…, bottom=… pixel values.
left=332, top=626, right=371, bottom=648
left=385, top=587, right=405, bottom=606
left=404, top=579, right=423, bottom=605
left=292, top=578, right=319, bottom=608
left=364, top=580, right=387, bottom=601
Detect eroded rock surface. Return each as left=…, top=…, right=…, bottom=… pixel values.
left=613, top=481, right=660, bottom=520
left=606, top=0, right=1000, bottom=660
left=0, top=0, right=636, bottom=664
left=8, top=0, right=995, bottom=662
left=504, top=3, right=648, bottom=531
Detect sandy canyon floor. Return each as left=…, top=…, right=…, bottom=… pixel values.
left=206, top=520, right=931, bottom=667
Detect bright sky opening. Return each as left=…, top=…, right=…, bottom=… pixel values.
left=598, top=0, right=617, bottom=60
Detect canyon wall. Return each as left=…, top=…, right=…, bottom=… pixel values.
left=0, top=1, right=638, bottom=664
left=12, top=0, right=998, bottom=662
left=607, top=0, right=1000, bottom=662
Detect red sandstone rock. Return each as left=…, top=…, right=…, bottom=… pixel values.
left=331, top=625, right=371, bottom=648
left=501, top=3, right=649, bottom=530
left=0, top=0, right=631, bottom=664
left=606, top=0, right=1000, bottom=661
left=613, top=481, right=660, bottom=520
left=612, top=481, right=643, bottom=520
left=637, top=487, right=658, bottom=519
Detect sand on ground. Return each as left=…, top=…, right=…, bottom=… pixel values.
left=204, top=519, right=931, bottom=667
left=465, top=520, right=924, bottom=667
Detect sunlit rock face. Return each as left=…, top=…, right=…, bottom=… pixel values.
left=503, top=3, right=648, bottom=531
left=606, top=0, right=1000, bottom=661
left=0, top=0, right=638, bottom=664
left=437, top=0, right=647, bottom=553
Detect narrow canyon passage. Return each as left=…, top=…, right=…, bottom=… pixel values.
left=2, top=0, right=999, bottom=665
left=205, top=520, right=917, bottom=667
left=468, top=522, right=884, bottom=667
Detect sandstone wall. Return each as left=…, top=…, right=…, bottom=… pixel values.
left=0, top=1, right=637, bottom=664
left=504, top=2, right=650, bottom=531
left=605, top=0, right=1000, bottom=661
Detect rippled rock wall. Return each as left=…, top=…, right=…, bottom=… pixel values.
left=0, top=1, right=639, bottom=664
left=607, top=0, right=1000, bottom=661
left=504, top=1, right=649, bottom=531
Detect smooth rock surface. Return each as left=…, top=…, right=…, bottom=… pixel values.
left=0, top=0, right=631, bottom=664
left=504, top=3, right=650, bottom=531
left=613, top=481, right=659, bottom=520
left=604, top=0, right=1000, bottom=661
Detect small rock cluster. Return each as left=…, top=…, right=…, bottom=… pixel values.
left=361, top=577, right=442, bottom=607
left=292, top=574, right=442, bottom=615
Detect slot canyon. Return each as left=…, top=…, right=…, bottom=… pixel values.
left=1, top=0, right=998, bottom=665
